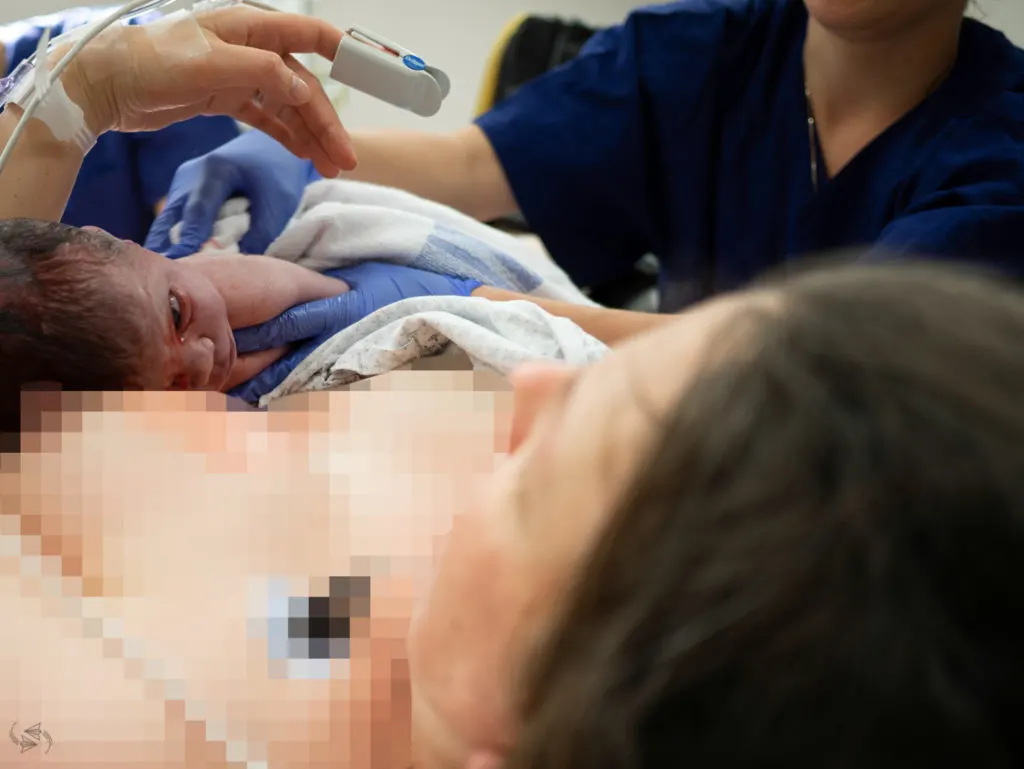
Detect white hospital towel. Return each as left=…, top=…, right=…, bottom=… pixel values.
left=171, top=180, right=608, bottom=403
left=264, top=296, right=607, bottom=401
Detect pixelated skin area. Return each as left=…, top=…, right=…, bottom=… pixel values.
left=0, top=374, right=513, bottom=768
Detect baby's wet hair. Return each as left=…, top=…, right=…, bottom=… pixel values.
left=0, top=219, right=149, bottom=434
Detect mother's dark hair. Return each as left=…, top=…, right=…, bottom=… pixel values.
left=509, top=261, right=1024, bottom=769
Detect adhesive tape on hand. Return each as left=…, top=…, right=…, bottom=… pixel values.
left=86, top=9, right=212, bottom=85
left=141, top=10, right=212, bottom=60
left=9, top=53, right=95, bottom=153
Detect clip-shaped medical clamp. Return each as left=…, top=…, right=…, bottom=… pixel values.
left=330, top=27, right=450, bottom=118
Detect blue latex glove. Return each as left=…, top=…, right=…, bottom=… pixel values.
left=145, top=131, right=319, bottom=258
left=229, top=262, right=483, bottom=403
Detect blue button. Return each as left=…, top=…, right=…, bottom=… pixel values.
left=403, top=55, right=426, bottom=71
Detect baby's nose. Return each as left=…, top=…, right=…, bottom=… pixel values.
left=181, top=336, right=216, bottom=389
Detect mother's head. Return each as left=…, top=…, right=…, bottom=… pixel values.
left=410, top=261, right=1024, bottom=769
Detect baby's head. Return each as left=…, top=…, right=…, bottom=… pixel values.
left=0, top=219, right=236, bottom=418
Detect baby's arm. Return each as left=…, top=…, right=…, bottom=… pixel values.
left=180, top=253, right=349, bottom=330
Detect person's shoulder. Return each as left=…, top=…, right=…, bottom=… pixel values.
left=919, top=22, right=1024, bottom=179
left=948, top=19, right=1024, bottom=121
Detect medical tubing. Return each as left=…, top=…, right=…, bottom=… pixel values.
left=0, top=0, right=170, bottom=176
left=0, top=0, right=262, bottom=179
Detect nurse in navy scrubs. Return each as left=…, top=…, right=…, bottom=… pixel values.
left=153, top=0, right=1024, bottom=395
left=1, top=7, right=239, bottom=244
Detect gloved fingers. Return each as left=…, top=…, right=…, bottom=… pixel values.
left=321, top=261, right=399, bottom=284
left=228, top=340, right=318, bottom=403
left=224, top=346, right=288, bottom=392
left=233, top=301, right=332, bottom=354
left=145, top=195, right=186, bottom=254
left=172, top=167, right=238, bottom=257
left=238, top=193, right=288, bottom=255
left=324, top=261, right=448, bottom=285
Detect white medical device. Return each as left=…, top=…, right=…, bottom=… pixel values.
left=0, top=0, right=450, bottom=178
left=331, top=27, right=450, bottom=118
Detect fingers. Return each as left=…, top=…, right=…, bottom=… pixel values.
left=197, top=43, right=312, bottom=106
left=238, top=194, right=283, bottom=255
left=278, top=56, right=352, bottom=174
left=199, top=6, right=343, bottom=62
left=200, top=43, right=355, bottom=171
left=228, top=57, right=348, bottom=177
left=145, top=196, right=185, bottom=253
left=173, top=169, right=236, bottom=258
left=224, top=347, right=288, bottom=392
left=228, top=342, right=314, bottom=403
left=229, top=100, right=298, bottom=152
left=233, top=299, right=336, bottom=354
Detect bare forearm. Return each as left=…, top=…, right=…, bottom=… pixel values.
left=342, top=125, right=517, bottom=222
left=472, top=286, right=671, bottom=347
left=0, top=106, right=86, bottom=221
left=0, top=53, right=110, bottom=222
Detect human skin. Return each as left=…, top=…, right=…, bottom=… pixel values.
left=76, top=230, right=349, bottom=392
left=0, top=290, right=756, bottom=769
left=0, top=6, right=356, bottom=223
left=1, top=373, right=512, bottom=769
left=325, top=0, right=967, bottom=348
left=405, top=293, right=757, bottom=769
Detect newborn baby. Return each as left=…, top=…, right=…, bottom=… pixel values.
left=0, top=218, right=349, bottom=400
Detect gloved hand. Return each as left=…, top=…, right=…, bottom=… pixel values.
left=229, top=261, right=482, bottom=403
left=146, top=130, right=320, bottom=258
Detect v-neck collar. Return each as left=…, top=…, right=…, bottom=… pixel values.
left=795, top=10, right=998, bottom=200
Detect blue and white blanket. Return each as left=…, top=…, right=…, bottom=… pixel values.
left=176, top=179, right=608, bottom=403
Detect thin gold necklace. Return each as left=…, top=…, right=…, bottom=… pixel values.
left=803, top=60, right=955, bottom=196
left=804, top=83, right=819, bottom=193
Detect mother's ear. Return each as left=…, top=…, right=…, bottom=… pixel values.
left=464, top=750, right=503, bottom=769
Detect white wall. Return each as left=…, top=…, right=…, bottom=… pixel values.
left=971, top=0, right=1024, bottom=45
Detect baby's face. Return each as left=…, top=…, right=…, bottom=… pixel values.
left=91, top=230, right=237, bottom=391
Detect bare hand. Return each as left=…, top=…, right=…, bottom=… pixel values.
left=66, top=4, right=355, bottom=176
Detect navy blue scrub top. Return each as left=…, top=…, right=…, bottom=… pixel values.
left=1, top=8, right=240, bottom=244
left=477, top=0, right=1024, bottom=310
